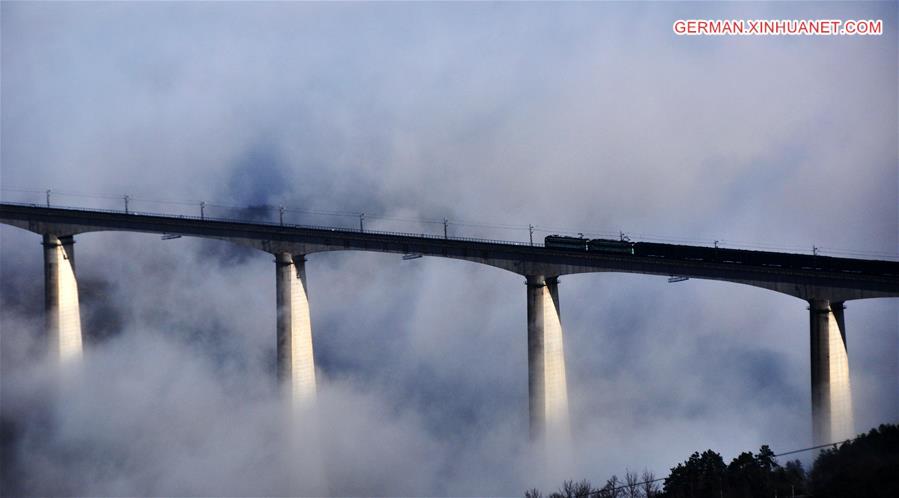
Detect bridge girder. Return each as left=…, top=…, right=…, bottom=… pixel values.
left=2, top=204, right=898, bottom=302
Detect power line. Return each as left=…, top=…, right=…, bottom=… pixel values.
left=773, top=438, right=854, bottom=457
left=574, top=436, right=859, bottom=497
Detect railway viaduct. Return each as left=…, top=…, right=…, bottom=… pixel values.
left=2, top=202, right=898, bottom=447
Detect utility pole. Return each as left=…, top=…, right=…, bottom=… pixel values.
left=46, top=189, right=51, bottom=207
left=279, top=206, right=285, bottom=226
left=123, top=195, right=130, bottom=214
left=529, top=224, right=534, bottom=246
left=359, top=213, right=365, bottom=232
left=443, top=218, right=448, bottom=239
left=200, top=201, right=206, bottom=220
left=813, top=245, right=819, bottom=256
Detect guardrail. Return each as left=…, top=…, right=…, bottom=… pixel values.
left=5, top=201, right=899, bottom=262
left=0, top=202, right=546, bottom=248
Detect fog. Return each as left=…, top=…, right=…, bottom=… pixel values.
left=1, top=1, right=896, bottom=496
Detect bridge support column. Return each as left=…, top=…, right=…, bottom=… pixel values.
left=275, top=253, right=316, bottom=406
left=43, top=234, right=83, bottom=362
left=809, top=299, right=853, bottom=446
left=526, top=275, right=570, bottom=442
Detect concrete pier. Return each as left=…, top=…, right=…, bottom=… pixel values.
left=809, top=299, right=854, bottom=446
left=275, top=253, right=317, bottom=406
left=5, top=205, right=898, bottom=446
left=43, top=234, right=83, bottom=361
left=526, top=275, right=570, bottom=442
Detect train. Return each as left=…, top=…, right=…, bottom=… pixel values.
left=543, top=235, right=634, bottom=254
left=543, top=235, right=899, bottom=277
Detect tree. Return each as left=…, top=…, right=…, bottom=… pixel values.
left=552, top=479, right=593, bottom=498
left=725, top=449, right=770, bottom=497
left=524, top=423, right=898, bottom=498
left=809, top=424, right=899, bottom=498
left=662, top=445, right=806, bottom=497
left=525, top=488, right=543, bottom=498
left=624, top=470, right=640, bottom=498
left=773, top=459, right=806, bottom=497
left=662, top=450, right=726, bottom=498
left=570, top=479, right=593, bottom=498
left=597, top=475, right=623, bottom=498
left=641, top=469, right=660, bottom=498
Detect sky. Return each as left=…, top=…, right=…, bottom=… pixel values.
left=1, top=1, right=897, bottom=496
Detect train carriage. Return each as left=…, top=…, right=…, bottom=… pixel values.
left=544, top=235, right=587, bottom=251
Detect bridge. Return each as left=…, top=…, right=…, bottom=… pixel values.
left=2, top=201, right=898, bottom=446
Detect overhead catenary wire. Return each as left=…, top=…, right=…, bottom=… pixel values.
left=1, top=187, right=896, bottom=260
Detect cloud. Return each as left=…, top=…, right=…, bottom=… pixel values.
left=2, top=1, right=896, bottom=496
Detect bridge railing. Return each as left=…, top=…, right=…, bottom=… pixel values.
left=0, top=201, right=546, bottom=248
left=5, top=200, right=899, bottom=263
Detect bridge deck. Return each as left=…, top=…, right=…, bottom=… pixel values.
left=2, top=202, right=897, bottom=301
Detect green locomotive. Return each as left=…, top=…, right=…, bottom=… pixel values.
left=544, top=235, right=634, bottom=254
